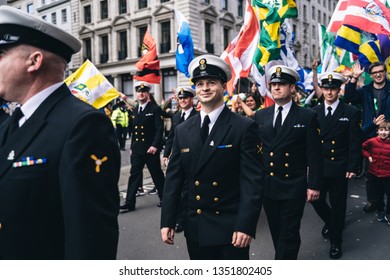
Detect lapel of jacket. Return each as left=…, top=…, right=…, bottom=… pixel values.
left=316, top=103, right=327, bottom=135
left=0, top=84, right=68, bottom=179
left=271, top=102, right=299, bottom=149
left=195, top=107, right=232, bottom=174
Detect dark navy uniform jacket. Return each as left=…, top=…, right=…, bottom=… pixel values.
left=0, top=84, right=120, bottom=259
left=161, top=106, right=263, bottom=246
left=254, top=102, right=323, bottom=200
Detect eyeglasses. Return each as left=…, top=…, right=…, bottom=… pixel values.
left=370, top=70, right=385, bottom=75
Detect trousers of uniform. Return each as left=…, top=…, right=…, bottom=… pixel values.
left=125, top=152, right=165, bottom=207
left=116, top=124, right=127, bottom=149
left=311, top=177, right=348, bottom=245
left=185, top=239, right=249, bottom=260
left=366, top=173, right=390, bottom=214
left=263, top=196, right=306, bottom=260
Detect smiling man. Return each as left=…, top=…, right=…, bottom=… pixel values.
left=254, top=65, right=322, bottom=260
left=312, top=72, right=361, bottom=259
left=160, top=55, right=263, bottom=260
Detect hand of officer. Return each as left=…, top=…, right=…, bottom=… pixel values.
left=162, top=157, right=169, bottom=166
left=346, top=172, right=356, bottom=179
left=232, top=231, right=252, bottom=248
left=147, top=146, right=158, bottom=154
left=161, top=227, right=175, bottom=245
left=307, top=189, right=320, bottom=202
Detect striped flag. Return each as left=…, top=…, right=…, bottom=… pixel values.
left=342, top=0, right=390, bottom=35
left=358, top=40, right=383, bottom=70
left=64, top=60, right=119, bottom=109
left=327, top=0, right=349, bottom=32
left=134, top=30, right=161, bottom=84
left=221, top=0, right=259, bottom=95
left=334, top=25, right=361, bottom=54
left=174, top=9, right=194, bottom=78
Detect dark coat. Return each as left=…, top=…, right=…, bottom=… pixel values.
left=130, top=102, right=164, bottom=153
left=163, top=108, right=199, bottom=158
left=161, top=107, right=263, bottom=246
left=254, top=102, right=323, bottom=200
left=344, top=79, right=390, bottom=139
left=0, top=84, right=120, bottom=259
left=312, top=102, right=362, bottom=177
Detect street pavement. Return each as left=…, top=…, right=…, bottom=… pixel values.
left=116, top=144, right=390, bottom=260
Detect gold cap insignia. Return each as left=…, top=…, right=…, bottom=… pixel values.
left=328, top=74, right=333, bottom=82
left=91, top=154, right=108, bottom=173
left=276, top=67, right=282, bottom=77
left=180, top=88, right=184, bottom=94
left=140, top=83, right=145, bottom=88
left=199, top=58, right=207, bottom=70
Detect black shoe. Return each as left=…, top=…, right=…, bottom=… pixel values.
left=175, top=223, right=184, bottom=233
left=321, top=224, right=330, bottom=239
left=329, top=243, right=342, bottom=259
left=135, top=191, right=145, bottom=197
left=157, top=201, right=162, bottom=207
left=363, top=202, right=376, bottom=213
left=148, top=187, right=158, bottom=195
left=119, top=203, right=135, bottom=211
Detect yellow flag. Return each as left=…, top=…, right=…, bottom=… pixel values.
left=64, top=60, right=119, bottom=109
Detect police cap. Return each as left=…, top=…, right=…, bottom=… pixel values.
left=268, top=65, right=300, bottom=84
left=0, top=6, right=81, bottom=62
left=319, top=72, right=346, bottom=88
left=189, top=55, right=232, bottom=83
left=134, top=81, right=151, bottom=92
left=177, top=86, right=195, bottom=98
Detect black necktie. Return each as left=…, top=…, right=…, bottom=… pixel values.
left=201, top=115, right=210, bottom=144
left=326, top=106, right=332, bottom=122
left=179, top=112, right=186, bottom=124
left=139, top=106, right=143, bottom=114
left=274, top=106, right=283, bottom=133
left=7, top=107, right=24, bottom=140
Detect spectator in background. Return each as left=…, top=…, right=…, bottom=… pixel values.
left=111, top=101, right=129, bottom=151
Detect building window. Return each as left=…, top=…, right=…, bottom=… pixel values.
left=160, top=21, right=171, bottom=54
left=312, top=26, right=316, bottom=37
left=51, top=12, right=57, bottom=24
left=139, top=0, right=148, bottom=9
left=118, top=31, right=127, bottom=60
left=83, top=38, right=92, bottom=61
left=27, top=3, right=34, bottom=14
left=100, top=35, right=109, bottom=63
left=205, top=0, right=210, bottom=4
left=121, top=74, right=134, bottom=98
left=205, top=22, right=214, bottom=53
left=161, top=0, right=170, bottom=3
left=41, top=0, right=46, bottom=5
left=223, top=28, right=229, bottom=49
left=101, top=0, right=108, bottom=19
left=318, top=11, right=321, bottom=23
left=303, top=5, right=307, bottom=21
left=138, top=26, right=147, bottom=57
left=61, top=9, right=67, bottom=24
left=312, top=7, right=315, bottom=20
left=323, top=13, right=326, bottom=25
left=119, top=0, right=127, bottom=14
left=221, top=0, right=228, bottom=10
left=238, top=0, right=243, bottom=17
left=162, top=68, right=177, bottom=100
left=84, top=5, right=92, bottom=24
left=42, top=15, right=47, bottom=21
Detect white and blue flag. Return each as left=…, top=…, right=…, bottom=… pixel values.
left=174, top=9, right=194, bottom=78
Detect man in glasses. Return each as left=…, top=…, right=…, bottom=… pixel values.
left=344, top=62, right=390, bottom=212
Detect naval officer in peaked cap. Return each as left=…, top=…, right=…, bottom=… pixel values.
left=311, top=72, right=361, bottom=259
left=0, top=6, right=120, bottom=259
left=161, top=54, right=263, bottom=260
left=254, top=65, right=323, bottom=259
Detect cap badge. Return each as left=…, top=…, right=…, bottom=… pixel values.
left=276, top=67, right=282, bottom=77
left=140, top=83, right=145, bottom=88
left=199, top=58, right=207, bottom=70
left=180, top=88, right=184, bottom=94
left=328, top=74, right=333, bottom=82
left=91, top=154, right=108, bottom=173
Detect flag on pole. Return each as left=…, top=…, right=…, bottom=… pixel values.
left=174, top=9, right=194, bottom=78
left=358, top=39, right=383, bottom=70
left=327, top=0, right=349, bottom=32
left=221, top=0, right=259, bottom=94
left=318, top=24, right=339, bottom=72
left=133, top=30, right=161, bottom=84
left=251, top=0, right=298, bottom=71
left=64, top=60, right=119, bottom=109
left=334, top=25, right=361, bottom=54
left=341, top=0, right=390, bottom=35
